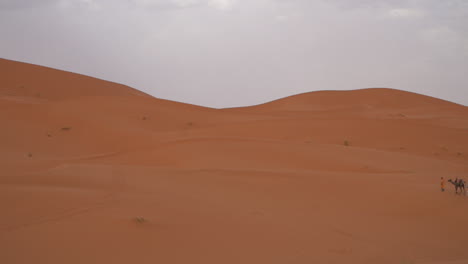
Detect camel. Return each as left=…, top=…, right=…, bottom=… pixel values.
left=448, top=179, right=466, bottom=195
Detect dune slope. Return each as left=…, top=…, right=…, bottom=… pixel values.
left=1, top=59, right=468, bottom=264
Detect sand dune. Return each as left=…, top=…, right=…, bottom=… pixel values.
left=1, top=58, right=468, bottom=264
left=0, top=58, right=148, bottom=100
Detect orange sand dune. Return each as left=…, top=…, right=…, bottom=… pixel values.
left=1, top=59, right=468, bottom=264
left=0, top=58, right=148, bottom=100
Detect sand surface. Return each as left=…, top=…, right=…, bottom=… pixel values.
left=1, top=58, right=468, bottom=264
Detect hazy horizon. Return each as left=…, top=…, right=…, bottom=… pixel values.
left=1, top=0, right=467, bottom=107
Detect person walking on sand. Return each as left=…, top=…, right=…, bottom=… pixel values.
left=441, top=177, right=445, bottom=192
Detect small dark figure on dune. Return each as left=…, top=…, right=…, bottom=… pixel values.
left=448, top=178, right=466, bottom=195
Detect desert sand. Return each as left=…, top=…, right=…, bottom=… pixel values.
left=1, top=58, right=467, bottom=264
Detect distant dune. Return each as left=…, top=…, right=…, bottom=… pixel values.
left=1, top=58, right=467, bottom=264
left=0, top=58, right=148, bottom=100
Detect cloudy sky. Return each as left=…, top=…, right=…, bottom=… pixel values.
left=1, top=0, right=467, bottom=107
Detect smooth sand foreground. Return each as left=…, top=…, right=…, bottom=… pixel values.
left=1, top=58, right=468, bottom=264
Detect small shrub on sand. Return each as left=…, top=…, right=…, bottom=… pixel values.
left=134, top=217, right=146, bottom=223
left=27, top=153, right=33, bottom=158
left=344, top=140, right=350, bottom=147
left=61, top=127, right=72, bottom=131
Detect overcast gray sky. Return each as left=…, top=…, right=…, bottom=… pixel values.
left=1, top=0, right=467, bottom=107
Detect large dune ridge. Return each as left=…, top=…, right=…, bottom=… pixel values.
left=1, top=58, right=467, bottom=264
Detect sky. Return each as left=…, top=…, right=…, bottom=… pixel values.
left=1, top=0, right=467, bottom=108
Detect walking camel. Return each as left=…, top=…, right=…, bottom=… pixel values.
left=448, top=179, right=466, bottom=194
